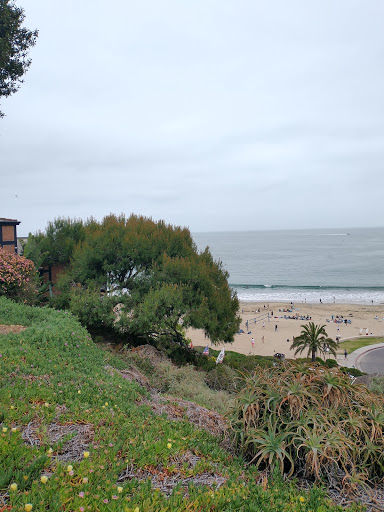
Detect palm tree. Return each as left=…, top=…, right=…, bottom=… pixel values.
left=291, top=322, right=337, bottom=362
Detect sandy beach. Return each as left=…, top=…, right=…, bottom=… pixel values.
left=187, top=302, right=384, bottom=359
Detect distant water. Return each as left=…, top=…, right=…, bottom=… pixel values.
left=192, top=228, right=384, bottom=304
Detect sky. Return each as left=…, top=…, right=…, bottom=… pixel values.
left=1, top=0, right=384, bottom=237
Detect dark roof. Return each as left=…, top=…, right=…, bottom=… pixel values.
left=0, top=218, right=20, bottom=224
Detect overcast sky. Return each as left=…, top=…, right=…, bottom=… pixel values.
left=1, top=0, right=384, bottom=237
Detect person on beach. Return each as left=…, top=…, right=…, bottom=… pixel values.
left=251, top=337, right=254, bottom=347
left=275, top=324, right=278, bottom=332
left=344, top=349, right=347, bottom=359
left=262, top=322, right=265, bottom=328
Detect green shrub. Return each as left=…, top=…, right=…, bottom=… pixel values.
left=339, top=366, right=365, bottom=377
left=205, top=365, right=239, bottom=392
left=370, top=376, right=384, bottom=395
left=157, top=337, right=199, bottom=366
left=195, top=346, right=274, bottom=372
left=120, top=349, right=156, bottom=376
left=67, top=285, right=117, bottom=328
left=0, top=249, right=38, bottom=304
left=324, top=358, right=339, bottom=368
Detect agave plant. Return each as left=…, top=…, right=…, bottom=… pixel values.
left=230, top=361, right=384, bottom=485
left=245, top=420, right=295, bottom=477
left=362, top=402, right=384, bottom=442
left=293, top=426, right=336, bottom=478
left=319, top=370, right=355, bottom=409
left=278, top=379, right=315, bottom=420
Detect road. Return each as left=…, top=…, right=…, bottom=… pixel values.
left=358, top=347, right=384, bottom=375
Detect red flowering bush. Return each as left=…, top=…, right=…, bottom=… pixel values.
left=0, top=248, right=38, bottom=303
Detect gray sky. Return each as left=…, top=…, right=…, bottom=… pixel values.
left=2, top=0, right=384, bottom=237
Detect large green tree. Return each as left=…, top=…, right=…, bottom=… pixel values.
left=291, top=322, right=338, bottom=362
left=26, top=214, right=240, bottom=345
left=0, top=0, right=38, bottom=117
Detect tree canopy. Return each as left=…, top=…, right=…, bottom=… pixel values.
left=23, top=217, right=86, bottom=268
left=25, top=214, right=240, bottom=345
left=290, top=322, right=337, bottom=362
left=0, top=0, right=38, bottom=117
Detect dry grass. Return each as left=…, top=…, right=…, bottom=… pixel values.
left=0, top=324, right=26, bottom=335
left=120, top=346, right=236, bottom=416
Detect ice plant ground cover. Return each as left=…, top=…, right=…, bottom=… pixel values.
left=0, top=297, right=361, bottom=512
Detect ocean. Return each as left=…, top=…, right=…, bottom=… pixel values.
left=192, top=227, right=384, bottom=304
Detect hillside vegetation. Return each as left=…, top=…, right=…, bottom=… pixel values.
left=0, top=297, right=370, bottom=511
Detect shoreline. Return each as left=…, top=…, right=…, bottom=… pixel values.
left=187, top=301, right=384, bottom=358
left=238, top=300, right=383, bottom=306
left=234, top=294, right=384, bottom=306
left=231, top=286, right=384, bottom=306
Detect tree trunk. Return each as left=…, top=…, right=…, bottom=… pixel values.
left=311, top=350, right=316, bottom=362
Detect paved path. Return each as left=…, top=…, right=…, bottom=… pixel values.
left=338, top=341, right=384, bottom=375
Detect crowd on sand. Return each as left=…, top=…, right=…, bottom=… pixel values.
left=187, top=301, right=384, bottom=358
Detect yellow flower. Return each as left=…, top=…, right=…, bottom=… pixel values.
left=47, top=447, right=53, bottom=455
left=10, top=405, right=15, bottom=409
left=167, top=443, right=172, bottom=449
left=117, top=486, right=123, bottom=493
left=44, top=403, right=49, bottom=408
left=66, top=465, right=73, bottom=472
left=299, top=496, right=305, bottom=503
left=25, top=505, right=33, bottom=512
left=105, top=402, right=108, bottom=406
left=2, top=427, right=8, bottom=432
left=10, top=483, right=17, bottom=491
left=83, top=451, right=90, bottom=458
left=40, top=476, right=48, bottom=484
left=11, top=427, right=17, bottom=432
left=134, top=508, right=139, bottom=512
left=23, top=476, right=29, bottom=481
left=82, top=477, right=88, bottom=483
left=78, top=390, right=81, bottom=394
